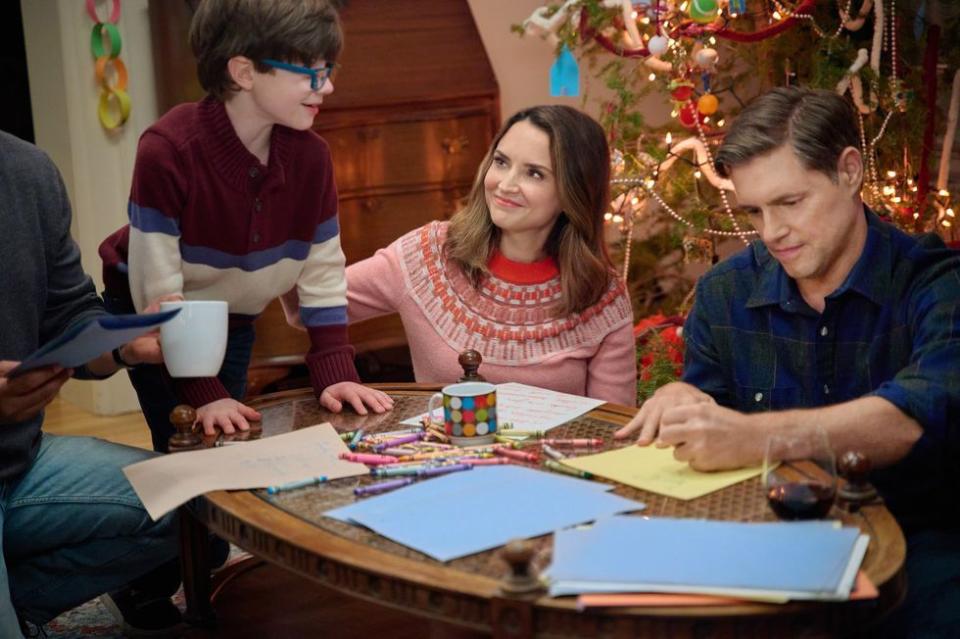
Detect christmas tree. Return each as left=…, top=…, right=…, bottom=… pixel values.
left=518, top=0, right=960, bottom=323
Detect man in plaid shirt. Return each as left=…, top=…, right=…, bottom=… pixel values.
left=616, top=87, right=959, bottom=638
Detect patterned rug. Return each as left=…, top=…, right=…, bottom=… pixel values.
left=44, top=547, right=250, bottom=638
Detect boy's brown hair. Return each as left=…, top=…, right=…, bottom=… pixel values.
left=189, top=0, right=343, bottom=100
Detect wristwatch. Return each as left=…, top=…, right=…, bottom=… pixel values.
left=111, top=346, right=135, bottom=369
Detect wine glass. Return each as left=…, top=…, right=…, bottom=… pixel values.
left=762, top=426, right=838, bottom=520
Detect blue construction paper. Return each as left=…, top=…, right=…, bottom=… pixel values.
left=550, top=45, right=580, bottom=97
left=547, top=516, right=862, bottom=596
left=10, top=309, right=180, bottom=376
left=325, top=465, right=643, bottom=562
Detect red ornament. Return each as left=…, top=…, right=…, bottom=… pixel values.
left=678, top=102, right=703, bottom=128
left=671, top=84, right=694, bottom=102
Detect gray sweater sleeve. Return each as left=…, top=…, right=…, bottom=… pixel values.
left=0, top=131, right=105, bottom=477
left=37, top=147, right=105, bottom=346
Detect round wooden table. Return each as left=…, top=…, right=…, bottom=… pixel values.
left=179, top=385, right=906, bottom=638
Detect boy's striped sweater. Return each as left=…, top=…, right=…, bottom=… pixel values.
left=100, top=96, right=358, bottom=406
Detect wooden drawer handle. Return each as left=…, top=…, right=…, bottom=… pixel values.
left=442, top=135, right=470, bottom=155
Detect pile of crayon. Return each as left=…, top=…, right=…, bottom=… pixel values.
left=331, top=423, right=606, bottom=497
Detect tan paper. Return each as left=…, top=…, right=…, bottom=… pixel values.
left=563, top=445, right=763, bottom=500
left=124, top=424, right=367, bottom=519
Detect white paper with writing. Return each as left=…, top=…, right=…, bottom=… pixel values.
left=401, top=382, right=606, bottom=432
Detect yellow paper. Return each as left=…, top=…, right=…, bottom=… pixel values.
left=563, top=445, right=762, bottom=500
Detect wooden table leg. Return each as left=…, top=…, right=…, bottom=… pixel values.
left=180, top=503, right=215, bottom=628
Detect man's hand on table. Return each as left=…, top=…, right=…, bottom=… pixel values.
left=656, top=402, right=766, bottom=471
left=614, top=381, right=765, bottom=471
left=196, top=398, right=262, bottom=436
left=615, top=381, right=716, bottom=444
left=0, top=361, right=71, bottom=424
left=319, top=382, right=394, bottom=415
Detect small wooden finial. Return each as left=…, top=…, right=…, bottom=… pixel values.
left=168, top=405, right=203, bottom=452
left=458, top=349, right=485, bottom=382
left=498, top=539, right=544, bottom=595
left=838, top=450, right=878, bottom=510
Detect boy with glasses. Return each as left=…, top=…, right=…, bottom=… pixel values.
left=100, top=0, right=393, bottom=453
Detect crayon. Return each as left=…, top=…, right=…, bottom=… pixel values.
left=541, top=443, right=567, bottom=461
left=371, top=427, right=423, bottom=439
left=379, top=447, right=419, bottom=457
left=348, top=428, right=366, bottom=450
left=353, top=477, right=415, bottom=497
left=493, top=435, right=523, bottom=447
left=500, top=429, right=546, bottom=438
left=372, top=465, right=427, bottom=478
left=543, top=460, right=594, bottom=480
left=373, top=432, right=424, bottom=452
left=417, top=463, right=473, bottom=477
left=494, top=447, right=540, bottom=463
left=339, top=452, right=399, bottom=465
left=540, top=438, right=604, bottom=447
left=266, top=476, right=328, bottom=495
left=397, top=450, right=466, bottom=462
left=461, top=457, right=511, bottom=466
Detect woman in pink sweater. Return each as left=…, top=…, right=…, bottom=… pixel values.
left=346, top=106, right=637, bottom=406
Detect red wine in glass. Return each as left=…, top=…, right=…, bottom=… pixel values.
left=767, top=481, right=836, bottom=520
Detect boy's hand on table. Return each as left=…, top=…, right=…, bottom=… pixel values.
left=196, top=398, right=262, bottom=436
left=319, top=382, right=394, bottom=415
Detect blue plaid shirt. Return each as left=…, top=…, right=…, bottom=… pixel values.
left=683, top=209, right=960, bottom=530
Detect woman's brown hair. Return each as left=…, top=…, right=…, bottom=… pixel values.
left=444, top=105, right=615, bottom=317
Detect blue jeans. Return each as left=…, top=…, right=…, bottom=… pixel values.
left=0, top=434, right=179, bottom=637
left=104, top=291, right=255, bottom=452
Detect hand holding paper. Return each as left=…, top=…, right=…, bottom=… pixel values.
left=10, top=309, right=180, bottom=377
left=114, top=295, right=185, bottom=368
left=0, top=361, right=71, bottom=424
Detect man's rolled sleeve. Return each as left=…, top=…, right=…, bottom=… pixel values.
left=869, top=286, right=960, bottom=447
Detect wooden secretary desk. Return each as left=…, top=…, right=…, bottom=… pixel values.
left=148, top=0, right=500, bottom=390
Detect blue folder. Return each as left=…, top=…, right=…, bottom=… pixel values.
left=10, top=309, right=180, bottom=376
left=547, top=516, right=864, bottom=598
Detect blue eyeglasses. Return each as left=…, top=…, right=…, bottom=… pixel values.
left=260, top=59, right=337, bottom=90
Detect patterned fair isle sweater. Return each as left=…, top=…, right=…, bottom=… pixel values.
left=100, top=96, right=358, bottom=406
left=347, top=222, right=638, bottom=406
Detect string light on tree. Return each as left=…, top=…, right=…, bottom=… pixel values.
left=517, top=0, right=958, bottom=317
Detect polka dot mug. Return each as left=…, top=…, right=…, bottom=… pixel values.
left=426, top=382, right=498, bottom=446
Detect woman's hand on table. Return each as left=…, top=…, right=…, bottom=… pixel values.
left=614, top=381, right=715, bottom=445
left=319, top=382, right=394, bottom=415
left=196, top=398, right=262, bottom=435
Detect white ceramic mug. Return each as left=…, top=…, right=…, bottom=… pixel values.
left=159, top=300, right=228, bottom=377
